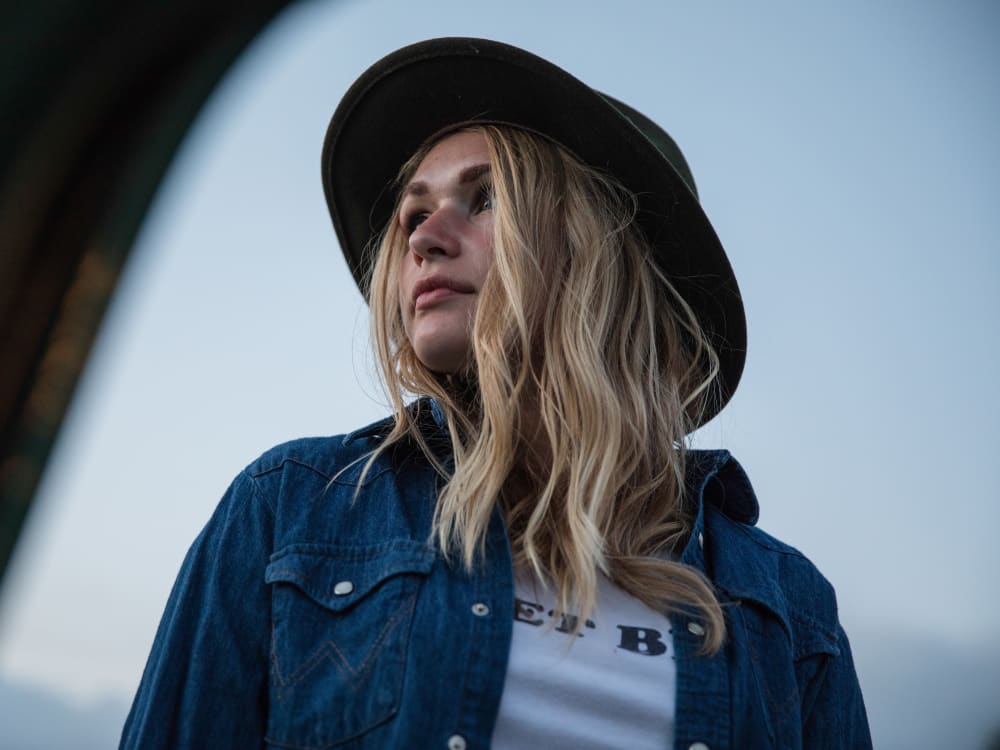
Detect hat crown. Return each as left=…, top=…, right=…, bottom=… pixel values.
left=599, top=94, right=699, bottom=200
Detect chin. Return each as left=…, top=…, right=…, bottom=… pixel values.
left=410, top=338, right=472, bottom=375
left=406, top=318, right=472, bottom=374
left=417, top=353, right=469, bottom=375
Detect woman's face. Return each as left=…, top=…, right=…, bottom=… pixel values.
left=397, top=130, right=495, bottom=373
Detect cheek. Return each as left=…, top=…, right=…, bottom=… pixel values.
left=475, top=230, right=496, bottom=285
left=395, top=260, right=416, bottom=337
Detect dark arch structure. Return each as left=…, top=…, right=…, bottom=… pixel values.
left=0, top=0, right=300, bottom=585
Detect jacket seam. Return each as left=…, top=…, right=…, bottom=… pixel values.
left=788, top=610, right=840, bottom=658
left=242, top=468, right=277, bottom=518
left=728, top=518, right=808, bottom=558
left=249, top=456, right=335, bottom=482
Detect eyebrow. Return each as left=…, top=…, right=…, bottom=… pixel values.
left=401, top=163, right=492, bottom=199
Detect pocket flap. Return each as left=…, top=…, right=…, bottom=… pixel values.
left=265, top=541, right=435, bottom=612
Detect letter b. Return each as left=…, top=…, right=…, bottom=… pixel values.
left=616, top=626, right=667, bottom=655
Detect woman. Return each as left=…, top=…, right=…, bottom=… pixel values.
left=122, top=38, right=871, bottom=749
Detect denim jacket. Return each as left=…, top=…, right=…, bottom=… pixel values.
left=121, top=405, right=871, bottom=749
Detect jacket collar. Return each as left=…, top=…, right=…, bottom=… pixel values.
left=343, top=415, right=395, bottom=444
left=685, top=450, right=760, bottom=526
left=343, top=398, right=443, bottom=445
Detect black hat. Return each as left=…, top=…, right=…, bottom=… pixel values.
left=322, top=37, right=746, bottom=423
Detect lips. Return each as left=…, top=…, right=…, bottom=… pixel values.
left=412, top=275, right=475, bottom=309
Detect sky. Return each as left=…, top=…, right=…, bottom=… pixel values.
left=1, top=1, right=999, bottom=748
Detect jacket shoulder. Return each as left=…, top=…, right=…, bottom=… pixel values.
left=707, top=510, right=841, bottom=655
left=245, top=435, right=360, bottom=480
left=243, top=408, right=400, bottom=479
left=236, top=416, right=437, bottom=547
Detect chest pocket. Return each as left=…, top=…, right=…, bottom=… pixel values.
left=264, top=541, right=436, bottom=749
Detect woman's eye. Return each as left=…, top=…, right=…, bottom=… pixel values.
left=475, top=184, right=494, bottom=214
left=404, top=212, right=426, bottom=234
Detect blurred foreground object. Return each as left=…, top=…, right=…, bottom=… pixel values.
left=0, top=0, right=295, bottom=586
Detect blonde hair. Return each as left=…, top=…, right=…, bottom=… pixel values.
left=366, top=125, right=725, bottom=652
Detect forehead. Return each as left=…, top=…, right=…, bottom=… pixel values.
left=406, top=130, right=490, bottom=187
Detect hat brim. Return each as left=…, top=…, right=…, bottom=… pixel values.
left=322, top=37, right=745, bottom=424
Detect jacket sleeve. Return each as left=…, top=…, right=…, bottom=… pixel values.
left=120, top=470, right=274, bottom=749
left=800, top=623, right=873, bottom=748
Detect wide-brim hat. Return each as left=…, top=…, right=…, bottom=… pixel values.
left=322, top=37, right=746, bottom=425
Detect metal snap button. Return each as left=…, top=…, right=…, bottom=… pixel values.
left=471, top=602, right=490, bottom=617
left=698, top=531, right=704, bottom=549
left=689, top=743, right=710, bottom=750
left=687, top=621, right=706, bottom=637
left=333, top=581, right=354, bottom=596
left=447, top=734, right=467, bottom=750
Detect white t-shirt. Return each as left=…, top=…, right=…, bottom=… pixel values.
left=490, top=572, right=676, bottom=750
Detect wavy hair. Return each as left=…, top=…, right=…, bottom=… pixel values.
left=365, top=125, right=725, bottom=653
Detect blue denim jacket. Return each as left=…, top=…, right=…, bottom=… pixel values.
left=121, top=406, right=871, bottom=749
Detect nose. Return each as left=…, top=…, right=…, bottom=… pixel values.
left=408, top=207, right=461, bottom=264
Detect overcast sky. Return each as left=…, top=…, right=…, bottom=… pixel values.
left=1, top=1, right=998, bottom=748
